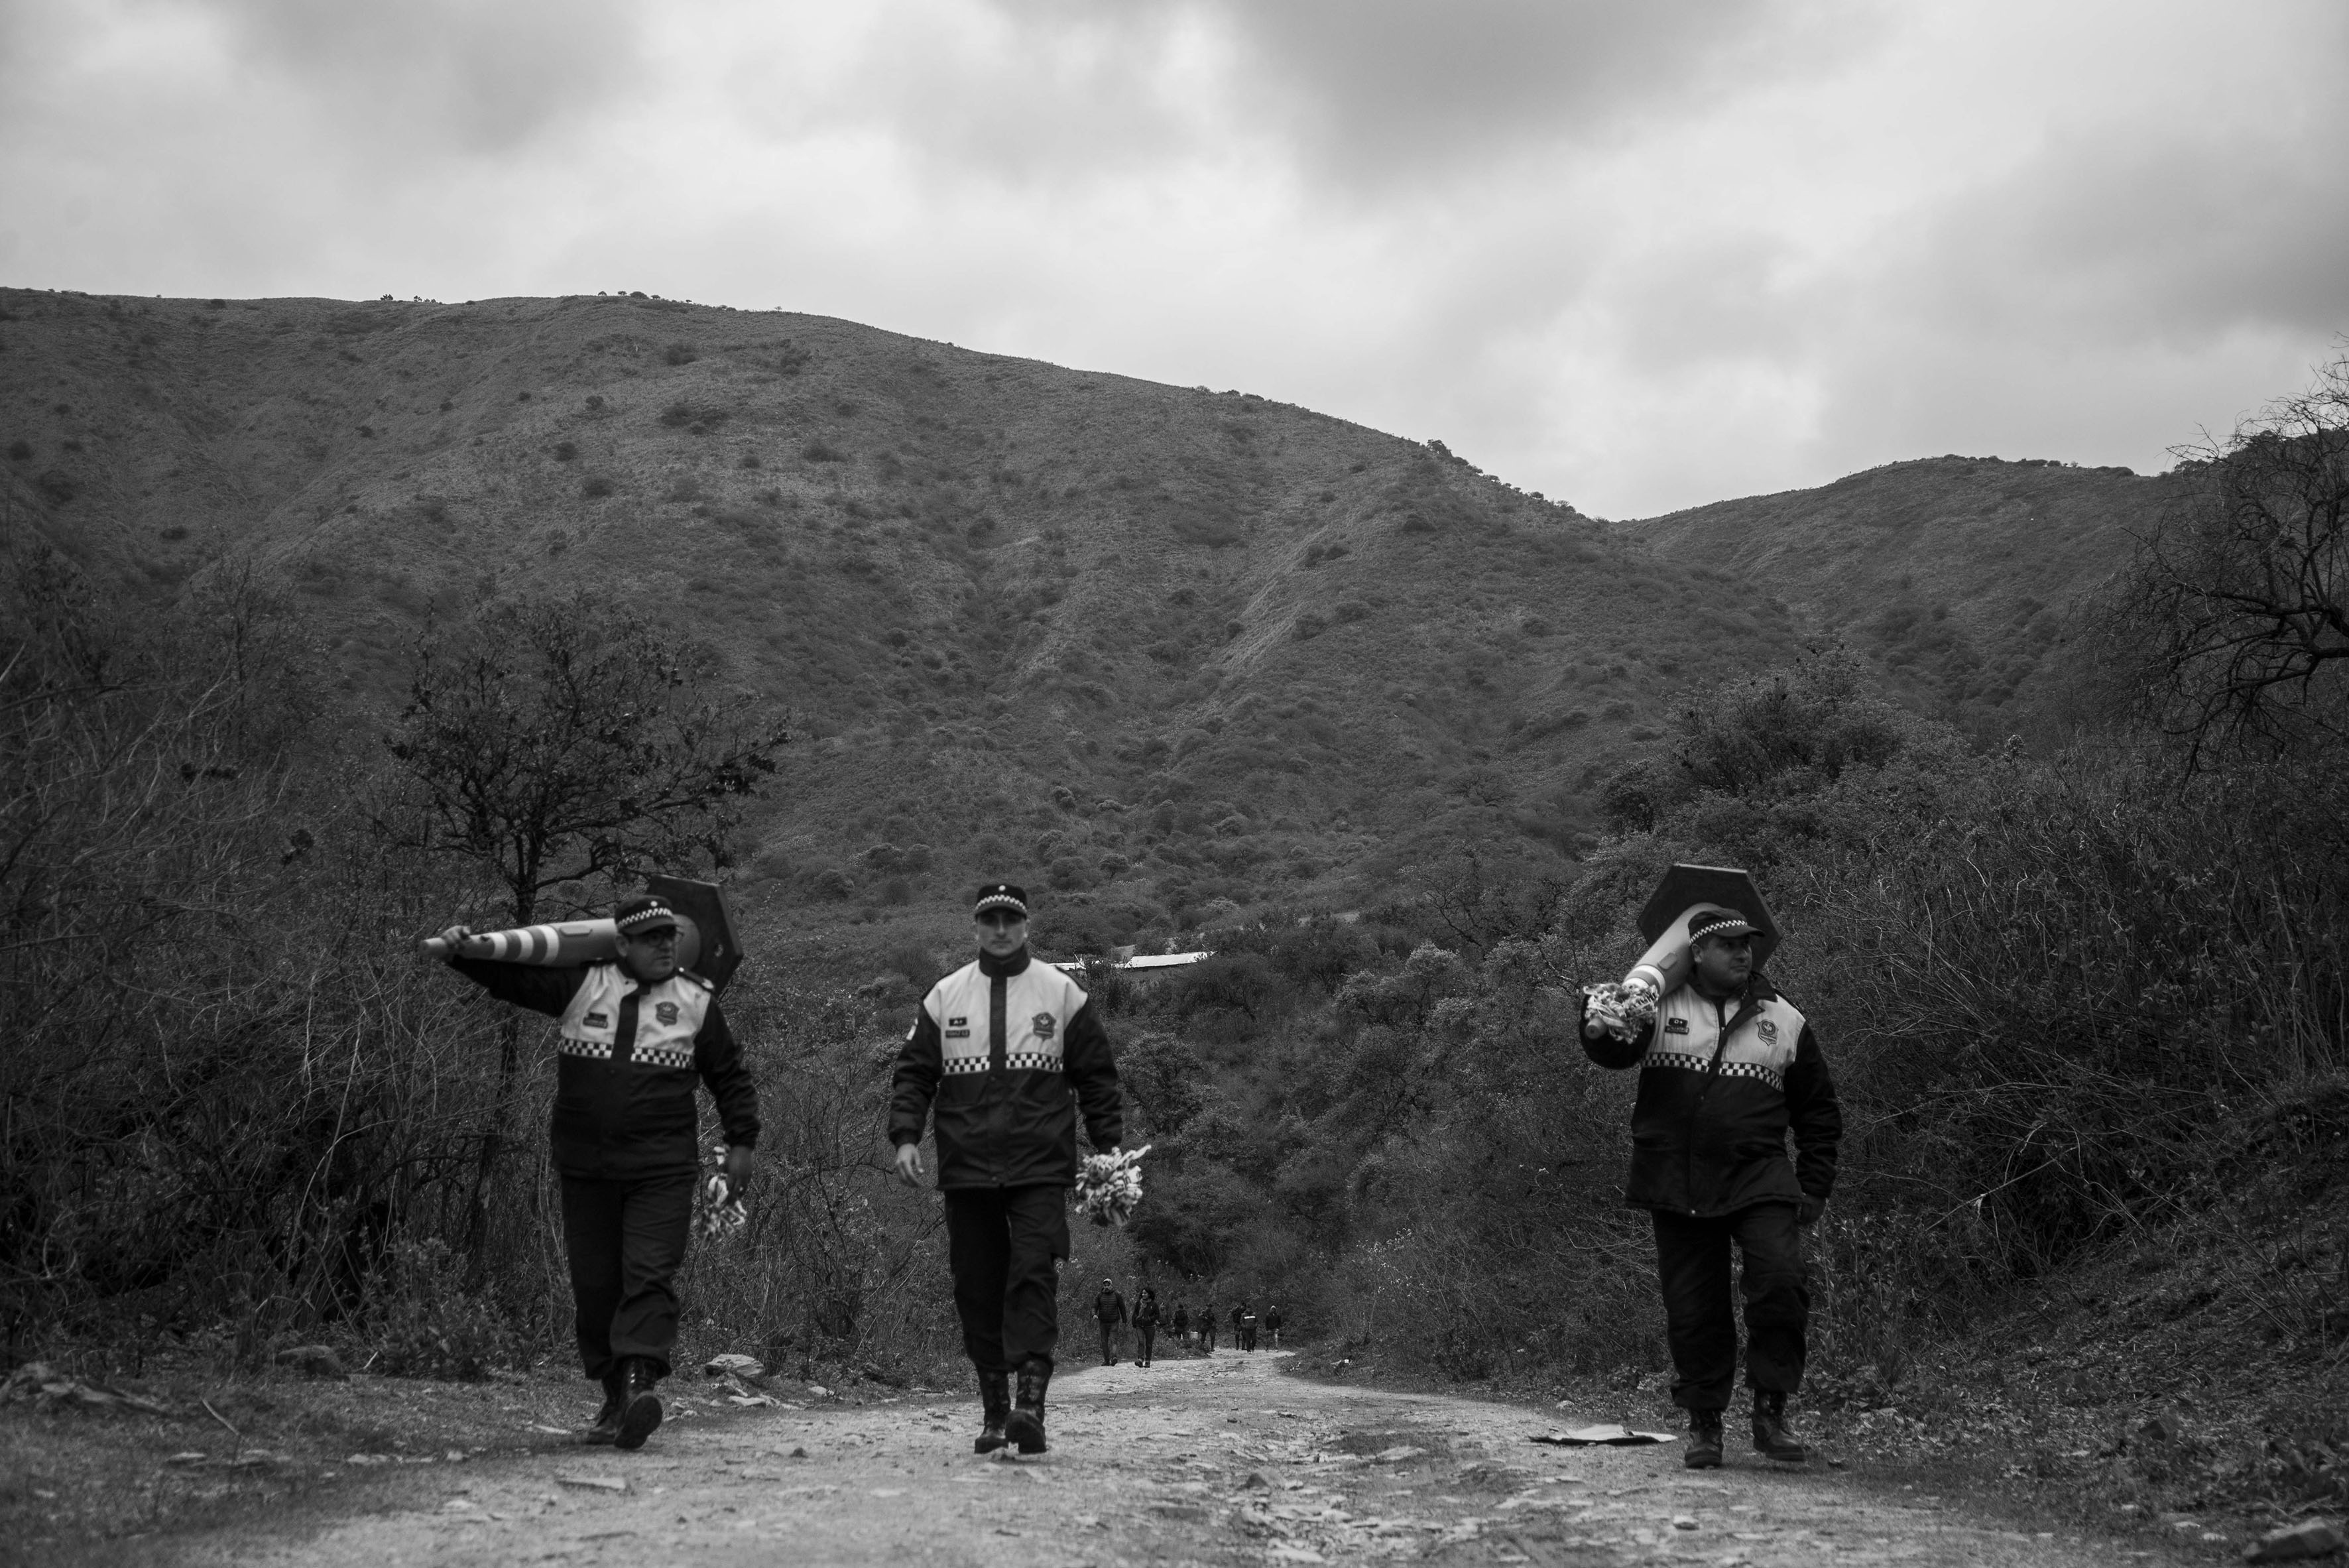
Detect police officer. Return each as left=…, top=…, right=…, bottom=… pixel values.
left=1581, top=907, right=1842, bottom=1469
left=890, top=883, right=1123, bottom=1456
left=436, top=894, right=758, bottom=1451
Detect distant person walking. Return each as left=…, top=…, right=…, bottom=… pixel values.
left=1200, top=1299, right=1217, bottom=1353
left=1093, top=1278, right=1128, bottom=1366
left=1229, top=1303, right=1246, bottom=1350
left=1239, top=1305, right=1259, bottom=1352
left=1171, top=1302, right=1190, bottom=1351
left=1264, top=1305, right=1284, bottom=1347
left=1133, top=1288, right=1161, bottom=1366
left=891, top=882, right=1125, bottom=1457
left=1581, top=904, right=1842, bottom=1470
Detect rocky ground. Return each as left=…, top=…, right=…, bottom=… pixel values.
left=5, top=1349, right=2226, bottom=1567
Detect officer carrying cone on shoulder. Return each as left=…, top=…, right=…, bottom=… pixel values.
left=890, top=883, right=1124, bottom=1456
left=1581, top=876, right=1841, bottom=1471
left=434, top=894, right=759, bottom=1451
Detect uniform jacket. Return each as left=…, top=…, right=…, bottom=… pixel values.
left=889, top=947, right=1122, bottom=1189
left=450, top=957, right=760, bottom=1180
left=1581, top=972, right=1840, bottom=1217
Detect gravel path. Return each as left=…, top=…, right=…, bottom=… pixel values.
left=144, top=1351, right=2175, bottom=1567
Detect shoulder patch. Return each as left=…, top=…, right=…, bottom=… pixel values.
left=678, top=969, right=714, bottom=992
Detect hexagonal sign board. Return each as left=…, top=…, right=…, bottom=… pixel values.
left=647, top=874, right=745, bottom=994
left=1636, top=863, right=1783, bottom=970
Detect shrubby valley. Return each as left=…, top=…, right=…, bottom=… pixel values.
left=4, top=289, right=2346, bottom=1533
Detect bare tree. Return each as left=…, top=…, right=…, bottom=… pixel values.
left=382, top=593, right=790, bottom=1260
left=2116, top=356, right=2349, bottom=766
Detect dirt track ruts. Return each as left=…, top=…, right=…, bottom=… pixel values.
left=139, top=1350, right=2179, bottom=1567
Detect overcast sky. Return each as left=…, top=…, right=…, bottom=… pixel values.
left=3, top=0, right=2344, bottom=517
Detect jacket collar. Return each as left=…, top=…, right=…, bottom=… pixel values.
left=1689, top=971, right=1778, bottom=1034
left=979, top=946, right=1032, bottom=979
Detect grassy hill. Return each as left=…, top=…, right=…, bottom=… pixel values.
left=0, top=285, right=2157, bottom=969
left=1617, top=455, right=2164, bottom=739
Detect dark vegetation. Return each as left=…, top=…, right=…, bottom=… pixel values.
left=1, top=284, right=2344, bottom=1546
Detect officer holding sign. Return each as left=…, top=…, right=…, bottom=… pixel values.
left=1582, top=900, right=1841, bottom=1470
left=438, top=894, right=760, bottom=1451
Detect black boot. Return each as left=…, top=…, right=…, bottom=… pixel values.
left=583, top=1370, right=623, bottom=1445
left=1685, top=1408, right=1724, bottom=1470
left=614, top=1357, right=664, bottom=1452
left=1004, top=1357, right=1051, bottom=1455
left=974, top=1369, right=1010, bottom=1455
left=1752, top=1390, right=1806, bottom=1463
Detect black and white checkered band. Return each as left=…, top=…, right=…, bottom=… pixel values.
left=560, top=1036, right=693, bottom=1069
left=1645, top=1050, right=1784, bottom=1091
left=941, top=1052, right=1062, bottom=1075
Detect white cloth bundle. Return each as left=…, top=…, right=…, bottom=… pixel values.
left=1581, top=977, right=1661, bottom=1041
left=695, top=1144, right=749, bottom=1240
left=1073, top=1145, right=1151, bottom=1227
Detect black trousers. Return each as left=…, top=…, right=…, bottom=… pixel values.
left=559, top=1170, right=697, bottom=1383
left=1651, top=1203, right=1809, bottom=1411
left=1135, top=1323, right=1156, bottom=1364
left=1097, top=1319, right=1120, bottom=1363
left=943, top=1185, right=1070, bottom=1373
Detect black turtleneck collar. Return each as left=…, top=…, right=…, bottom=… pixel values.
left=979, top=945, right=1032, bottom=979
left=1693, top=970, right=1776, bottom=1006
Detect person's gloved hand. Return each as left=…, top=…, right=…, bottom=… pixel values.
left=724, top=1144, right=755, bottom=1193
left=1797, top=1194, right=1827, bottom=1227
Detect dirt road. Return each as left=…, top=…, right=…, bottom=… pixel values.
left=145, top=1351, right=2176, bottom=1567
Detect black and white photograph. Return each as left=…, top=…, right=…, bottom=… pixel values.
left=3, top=2, right=2346, bottom=1563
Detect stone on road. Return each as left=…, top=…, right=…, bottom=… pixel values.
left=145, top=1351, right=2143, bottom=1566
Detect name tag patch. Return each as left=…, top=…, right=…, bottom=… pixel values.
left=1663, top=1016, right=1690, bottom=1034
left=585, top=1011, right=609, bottom=1029
left=945, top=1028, right=971, bottom=1039
left=948, top=1016, right=967, bottom=1026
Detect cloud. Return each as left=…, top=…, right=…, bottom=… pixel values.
left=206, top=0, right=649, bottom=155
left=1186, top=0, right=1855, bottom=184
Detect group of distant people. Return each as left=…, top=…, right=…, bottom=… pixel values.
left=1089, top=1280, right=1285, bottom=1364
